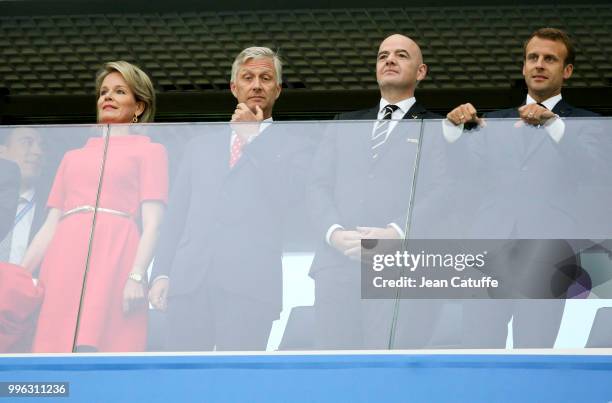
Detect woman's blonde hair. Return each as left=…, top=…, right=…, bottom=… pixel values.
left=95, top=61, right=156, bottom=123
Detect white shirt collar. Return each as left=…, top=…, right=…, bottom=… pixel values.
left=379, top=97, right=416, bottom=117
left=259, top=117, right=273, bottom=134
left=526, top=94, right=562, bottom=111
left=19, top=188, right=35, bottom=203
left=230, top=117, right=273, bottom=146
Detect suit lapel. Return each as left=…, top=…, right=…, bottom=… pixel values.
left=552, top=99, right=573, bottom=117
left=227, top=124, right=282, bottom=174
left=401, top=102, right=428, bottom=121
left=360, top=107, right=379, bottom=120
left=28, top=193, right=46, bottom=244
left=355, top=107, right=380, bottom=163
left=371, top=102, right=423, bottom=165
left=214, top=129, right=233, bottom=177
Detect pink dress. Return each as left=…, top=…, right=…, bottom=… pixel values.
left=32, top=135, right=168, bottom=352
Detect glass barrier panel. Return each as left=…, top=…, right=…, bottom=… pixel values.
left=302, top=119, right=423, bottom=350
left=0, top=124, right=107, bottom=353
left=9, top=118, right=609, bottom=354
left=389, top=117, right=612, bottom=349
left=84, top=122, right=320, bottom=352
left=83, top=120, right=421, bottom=352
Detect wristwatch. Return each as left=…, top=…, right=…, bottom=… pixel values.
left=128, top=272, right=145, bottom=283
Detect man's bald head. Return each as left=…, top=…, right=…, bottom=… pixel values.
left=376, top=34, right=427, bottom=103
left=380, top=34, right=423, bottom=64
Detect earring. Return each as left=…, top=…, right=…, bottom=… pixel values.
left=132, top=115, right=138, bottom=123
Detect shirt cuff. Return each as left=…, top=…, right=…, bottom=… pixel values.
left=326, top=224, right=344, bottom=245
left=442, top=119, right=464, bottom=143
left=544, top=115, right=565, bottom=143
left=388, top=223, right=405, bottom=238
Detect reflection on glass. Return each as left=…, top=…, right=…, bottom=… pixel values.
left=0, top=125, right=101, bottom=353
left=397, top=118, right=612, bottom=349
left=306, top=120, right=440, bottom=350
left=0, top=118, right=611, bottom=354
left=25, top=61, right=164, bottom=354
left=57, top=130, right=167, bottom=354
left=149, top=122, right=315, bottom=352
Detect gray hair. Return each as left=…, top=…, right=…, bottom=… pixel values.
left=230, top=47, right=282, bottom=85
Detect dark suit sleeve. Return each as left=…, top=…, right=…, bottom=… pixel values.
left=151, top=140, right=194, bottom=279
left=307, top=125, right=344, bottom=240
left=305, top=108, right=377, bottom=239
left=0, top=159, right=20, bottom=240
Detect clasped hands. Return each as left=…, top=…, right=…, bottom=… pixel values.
left=446, top=103, right=557, bottom=127
left=330, top=226, right=400, bottom=260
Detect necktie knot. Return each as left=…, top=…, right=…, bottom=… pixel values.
left=372, top=104, right=400, bottom=159
left=382, top=104, right=399, bottom=119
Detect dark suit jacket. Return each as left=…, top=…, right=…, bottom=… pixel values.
left=485, top=98, right=599, bottom=119
left=0, top=158, right=20, bottom=240
left=462, top=99, right=601, bottom=297
left=0, top=159, right=45, bottom=261
left=308, top=101, right=442, bottom=273
left=152, top=124, right=313, bottom=312
left=335, top=102, right=440, bottom=121
left=468, top=99, right=600, bottom=238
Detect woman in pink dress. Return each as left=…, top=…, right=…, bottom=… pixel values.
left=22, top=61, right=168, bottom=352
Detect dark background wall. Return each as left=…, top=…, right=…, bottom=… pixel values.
left=1, top=0, right=610, bottom=123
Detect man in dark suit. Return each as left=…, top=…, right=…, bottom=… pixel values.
left=445, top=28, right=599, bottom=348
left=0, top=158, right=19, bottom=241
left=0, top=132, right=44, bottom=354
left=148, top=47, right=312, bottom=351
left=308, top=34, right=442, bottom=349
left=0, top=128, right=46, bottom=265
left=446, top=27, right=597, bottom=126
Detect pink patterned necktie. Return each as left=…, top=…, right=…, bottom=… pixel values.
left=229, top=135, right=244, bottom=168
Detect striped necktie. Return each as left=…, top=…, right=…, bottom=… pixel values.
left=0, top=231, right=10, bottom=262
left=0, top=197, right=29, bottom=262
left=371, top=104, right=399, bottom=159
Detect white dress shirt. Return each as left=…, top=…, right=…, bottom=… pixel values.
left=8, top=188, right=36, bottom=264
left=230, top=117, right=273, bottom=150
left=375, top=97, right=416, bottom=135
left=525, top=94, right=565, bottom=142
